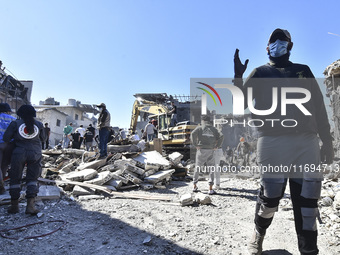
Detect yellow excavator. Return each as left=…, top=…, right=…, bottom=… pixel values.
left=130, top=94, right=197, bottom=157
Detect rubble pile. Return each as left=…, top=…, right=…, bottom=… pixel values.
left=324, top=59, right=340, bottom=158
left=319, top=179, right=340, bottom=243
left=40, top=148, right=186, bottom=199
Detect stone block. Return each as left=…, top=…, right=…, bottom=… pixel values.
left=180, top=193, right=193, bottom=206
left=195, top=193, right=212, bottom=205
left=168, top=152, right=183, bottom=165
left=37, top=185, right=61, bottom=200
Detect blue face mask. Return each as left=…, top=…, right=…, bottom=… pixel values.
left=269, top=39, right=289, bottom=58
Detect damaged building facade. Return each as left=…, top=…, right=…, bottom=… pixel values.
left=324, top=60, right=340, bottom=158
left=0, top=63, right=33, bottom=111
left=35, top=98, right=99, bottom=147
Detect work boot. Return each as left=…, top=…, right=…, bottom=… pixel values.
left=248, top=229, right=265, bottom=255
left=7, top=200, right=19, bottom=214
left=0, top=180, right=5, bottom=195
left=25, top=198, right=39, bottom=215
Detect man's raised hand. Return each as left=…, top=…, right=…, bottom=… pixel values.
left=234, top=48, right=249, bottom=78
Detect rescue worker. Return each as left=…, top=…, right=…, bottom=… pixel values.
left=4, top=105, right=45, bottom=215
left=234, top=28, right=334, bottom=255
left=191, top=115, right=224, bottom=194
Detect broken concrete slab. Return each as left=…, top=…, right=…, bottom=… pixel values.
left=168, top=152, right=183, bottom=166
left=122, top=170, right=143, bottom=184
left=76, top=158, right=107, bottom=171
left=59, top=159, right=80, bottom=174
left=37, top=185, right=61, bottom=200
left=72, top=185, right=95, bottom=196
left=139, top=183, right=154, bottom=190
left=144, top=169, right=175, bottom=184
left=105, top=179, right=123, bottom=189
left=61, top=168, right=98, bottom=182
left=84, top=171, right=114, bottom=185
left=132, top=151, right=171, bottom=170
left=107, top=144, right=132, bottom=153
left=180, top=193, right=194, bottom=206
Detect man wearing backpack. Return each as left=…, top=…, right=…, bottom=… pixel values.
left=191, top=115, right=224, bottom=194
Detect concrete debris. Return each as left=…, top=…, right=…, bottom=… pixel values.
left=35, top=144, right=188, bottom=202
left=168, top=152, right=183, bottom=166
left=324, top=60, right=340, bottom=159
left=72, top=185, right=95, bottom=196
left=144, top=169, right=175, bottom=184
left=194, top=193, right=212, bottom=205
left=61, top=169, right=98, bottom=182
left=36, top=185, right=61, bottom=200
left=180, top=193, right=194, bottom=206
left=84, top=171, right=114, bottom=185
left=132, top=151, right=171, bottom=170
left=143, top=235, right=152, bottom=245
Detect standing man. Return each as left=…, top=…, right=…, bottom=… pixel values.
left=42, top=123, right=50, bottom=150
left=96, top=103, right=110, bottom=159
left=191, top=115, right=224, bottom=194
left=75, top=125, right=86, bottom=148
left=169, top=101, right=177, bottom=127
left=234, top=28, right=334, bottom=255
left=144, top=120, right=157, bottom=142
left=62, top=122, right=73, bottom=149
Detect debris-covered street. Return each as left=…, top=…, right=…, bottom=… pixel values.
left=1, top=145, right=340, bottom=254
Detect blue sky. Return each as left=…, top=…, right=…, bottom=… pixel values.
left=1, top=0, right=339, bottom=128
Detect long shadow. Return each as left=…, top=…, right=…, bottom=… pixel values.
left=262, top=250, right=293, bottom=255
left=0, top=197, right=204, bottom=255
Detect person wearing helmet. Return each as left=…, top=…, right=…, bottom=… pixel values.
left=3, top=105, right=45, bottom=215
left=0, top=103, right=16, bottom=194
left=234, top=29, right=333, bottom=254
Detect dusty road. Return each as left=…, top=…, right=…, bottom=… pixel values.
left=0, top=177, right=339, bottom=255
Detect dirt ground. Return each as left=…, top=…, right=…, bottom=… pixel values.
left=1, top=177, right=339, bottom=255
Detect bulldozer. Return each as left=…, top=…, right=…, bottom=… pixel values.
left=130, top=93, right=198, bottom=158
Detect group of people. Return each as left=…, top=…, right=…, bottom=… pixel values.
left=0, top=28, right=335, bottom=254
left=62, top=123, right=96, bottom=151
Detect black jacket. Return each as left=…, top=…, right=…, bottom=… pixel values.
left=234, top=57, right=332, bottom=143
left=3, top=119, right=45, bottom=151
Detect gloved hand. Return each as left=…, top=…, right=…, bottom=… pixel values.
left=234, top=49, right=249, bottom=78
left=320, top=140, right=334, bottom=164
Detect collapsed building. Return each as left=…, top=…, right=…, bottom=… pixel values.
left=324, top=60, right=340, bottom=158
left=0, top=62, right=33, bottom=111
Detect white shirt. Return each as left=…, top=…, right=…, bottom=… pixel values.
left=75, top=127, right=86, bottom=137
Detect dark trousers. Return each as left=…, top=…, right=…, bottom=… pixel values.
left=99, top=128, right=110, bottom=157
left=9, top=147, right=42, bottom=200
left=254, top=179, right=319, bottom=255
